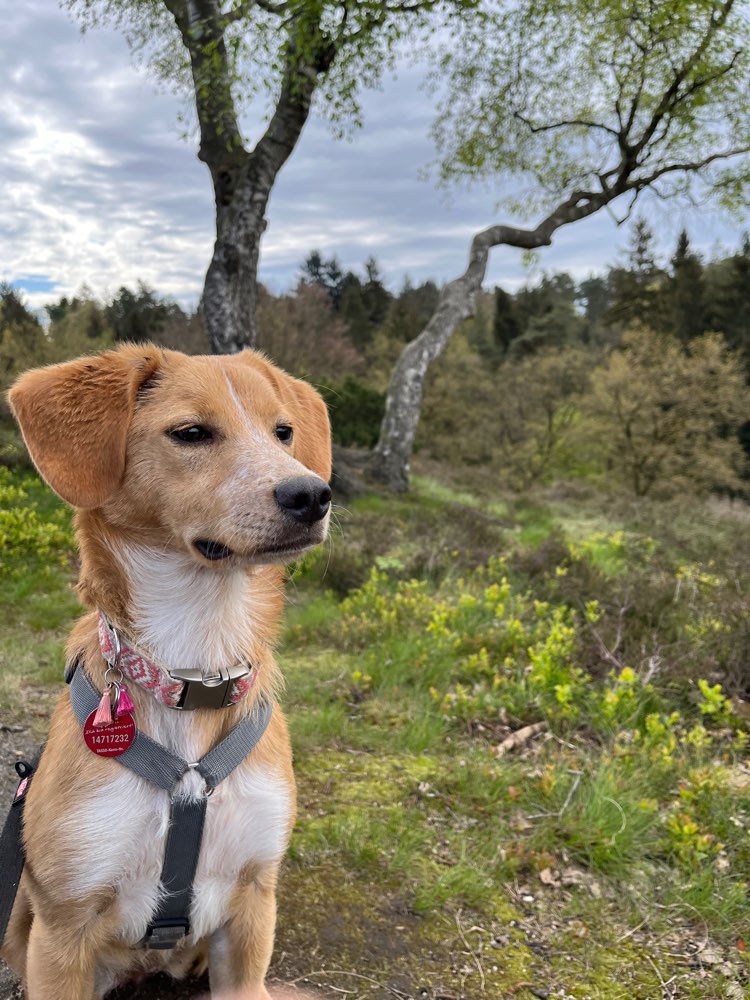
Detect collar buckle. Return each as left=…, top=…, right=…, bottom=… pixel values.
left=170, top=664, right=251, bottom=711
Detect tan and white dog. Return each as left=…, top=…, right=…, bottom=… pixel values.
left=2, top=344, right=332, bottom=999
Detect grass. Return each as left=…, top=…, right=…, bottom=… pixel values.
left=2, top=465, right=750, bottom=997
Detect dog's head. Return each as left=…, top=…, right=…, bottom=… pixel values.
left=8, top=345, right=332, bottom=567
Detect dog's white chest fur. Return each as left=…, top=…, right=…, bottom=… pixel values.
left=64, top=542, right=292, bottom=944
left=68, top=753, right=291, bottom=945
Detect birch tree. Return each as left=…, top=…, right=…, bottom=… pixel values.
left=66, top=0, right=460, bottom=353
left=370, top=0, right=750, bottom=490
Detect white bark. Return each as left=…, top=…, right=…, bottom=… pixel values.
left=369, top=194, right=608, bottom=490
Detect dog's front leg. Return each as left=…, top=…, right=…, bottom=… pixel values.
left=25, top=916, right=98, bottom=1000
left=208, top=867, right=278, bottom=1000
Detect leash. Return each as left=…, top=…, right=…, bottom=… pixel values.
left=0, top=664, right=272, bottom=951
left=0, top=752, right=42, bottom=947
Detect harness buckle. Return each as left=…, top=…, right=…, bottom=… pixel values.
left=170, top=664, right=251, bottom=711
left=142, top=918, right=190, bottom=950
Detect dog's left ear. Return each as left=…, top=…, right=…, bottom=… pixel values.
left=281, top=375, right=332, bottom=483
left=8, top=348, right=162, bottom=509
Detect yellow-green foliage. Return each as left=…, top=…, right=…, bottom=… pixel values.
left=337, top=554, right=741, bottom=738
left=585, top=327, right=750, bottom=496
left=319, top=550, right=750, bottom=948
left=0, top=468, right=74, bottom=572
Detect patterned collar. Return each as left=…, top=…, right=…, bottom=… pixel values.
left=97, top=612, right=257, bottom=711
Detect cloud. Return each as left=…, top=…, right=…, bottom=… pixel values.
left=1, top=1, right=746, bottom=313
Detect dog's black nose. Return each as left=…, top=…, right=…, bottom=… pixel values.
left=274, top=476, right=331, bottom=524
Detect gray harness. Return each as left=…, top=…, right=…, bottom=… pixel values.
left=0, top=664, right=272, bottom=952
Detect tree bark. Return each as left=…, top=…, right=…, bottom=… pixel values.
left=203, top=164, right=268, bottom=353
left=166, top=0, right=334, bottom=353
left=202, top=37, right=333, bottom=352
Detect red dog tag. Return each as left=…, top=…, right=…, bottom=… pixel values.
left=83, top=711, right=135, bottom=757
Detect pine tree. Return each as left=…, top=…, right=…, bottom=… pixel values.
left=704, top=233, right=750, bottom=363
left=607, top=220, right=668, bottom=329
left=492, top=287, right=521, bottom=354
left=669, top=229, right=705, bottom=342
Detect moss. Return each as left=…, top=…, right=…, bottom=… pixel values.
left=274, top=862, right=537, bottom=997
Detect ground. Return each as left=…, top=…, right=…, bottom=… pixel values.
left=1, top=467, right=749, bottom=999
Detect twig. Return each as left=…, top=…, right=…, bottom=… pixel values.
left=527, top=770, right=583, bottom=821
left=646, top=954, right=677, bottom=996
left=495, top=721, right=548, bottom=757
left=602, top=795, right=627, bottom=845
left=548, top=732, right=580, bottom=752
left=290, top=970, right=410, bottom=999
left=616, top=914, right=650, bottom=942
left=455, top=910, right=486, bottom=993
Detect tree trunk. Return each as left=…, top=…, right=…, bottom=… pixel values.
left=165, top=0, right=334, bottom=354
left=200, top=39, right=330, bottom=354
left=202, top=165, right=271, bottom=353
left=368, top=248, right=490, bottom=490
left=369, top=191, right=609, bottom=491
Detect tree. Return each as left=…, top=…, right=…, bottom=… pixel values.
left=585, top=326, right=748, bottom=496
left=338, top=258, right=392, bottom=350
left=255, top=282, right=362, bottom=379
left=703, top=233, right=750, bottom=361
left=300, top=251, right=346, bottom=308
left=370, top=0, right=750, bottom=490
left=512, top=272, right=587, bottom=353
left=669, top=229, right=705, bottom=341
left=106, top=282, right=183, bottom=343
left=0, top=286, right=45, bottom=393
left=491, top=286, right=521, bottom=356
left=67, top=0, right=462, bottom=353
left=576, top=275, right=612, bottom=340
left=492, top=347, right=592, bottom=489
left=607, top=220, right=668, bottom=329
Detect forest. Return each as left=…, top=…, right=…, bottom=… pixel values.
left=3, top=220, right=750, bottom=499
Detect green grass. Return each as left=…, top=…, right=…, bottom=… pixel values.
left=2, top=466, right=750, bottom=997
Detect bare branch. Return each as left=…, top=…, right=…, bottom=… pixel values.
left=633, top=0, right=737, bottom=156
left=631, top=145, right=750, bottom=189
left=513, top=111, right=620, bottom=138
left=164, top=0, right=247, bottom=166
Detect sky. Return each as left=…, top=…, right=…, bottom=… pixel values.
left=1, top=1, right=748, bottom=313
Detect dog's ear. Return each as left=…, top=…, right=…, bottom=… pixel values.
left=281, top=375, right=332, bottom=483
left=8, top=349, right=162, bottom=508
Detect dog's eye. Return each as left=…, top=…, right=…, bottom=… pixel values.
left=275, top=425, right=293, bottom=445
left=169, top=425, right=213, bottom=444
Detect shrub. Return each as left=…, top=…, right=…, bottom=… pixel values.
left=319, top=377, right=385, bottom=448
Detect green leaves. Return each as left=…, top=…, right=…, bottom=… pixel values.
left=433, top=0, right=750, bottom=217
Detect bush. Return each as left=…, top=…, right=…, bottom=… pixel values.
left=0, top=468, right=74, bottom=573
left=319, top=377, right=385, bottom=448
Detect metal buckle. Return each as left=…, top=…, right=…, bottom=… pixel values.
left=170, top=663, right=251, bottom=711
left=143, top=918, right=189, bottom=950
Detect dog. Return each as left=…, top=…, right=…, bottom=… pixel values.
left=1, top=344, right=332, bottom=999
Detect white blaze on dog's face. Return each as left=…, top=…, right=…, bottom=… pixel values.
left=8, top=345, right=332, bottom=568
left=109, top=350, right=332, bottom=567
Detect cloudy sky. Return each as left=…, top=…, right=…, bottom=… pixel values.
left=2, top=1, right=748, bottom=312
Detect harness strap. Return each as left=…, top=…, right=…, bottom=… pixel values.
left=66, top=664, right=272, bottom=948
left=0, top=752, right=43, bottom=947
left=146, top=796, right=208, bottom=948
left=69, top=666, right=273, bottom=790
left=69, top=667, right=189, bottom=790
